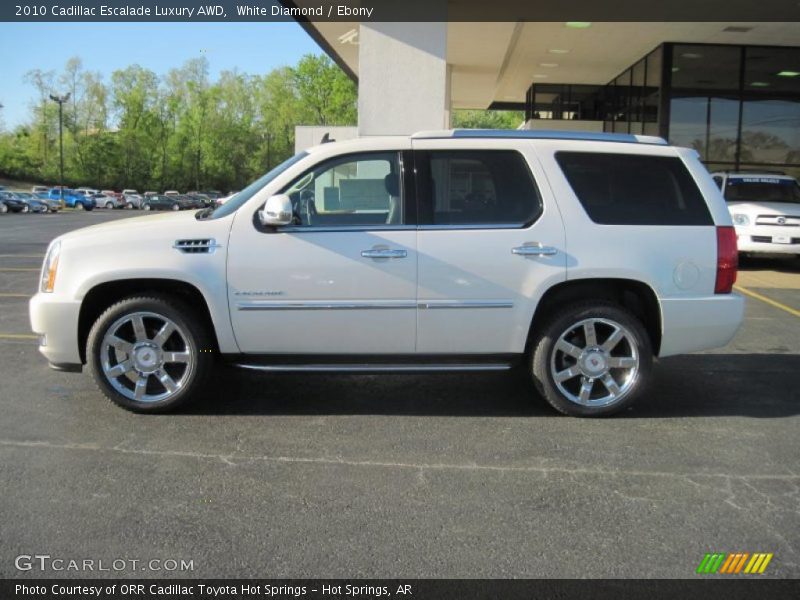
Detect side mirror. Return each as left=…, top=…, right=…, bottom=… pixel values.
left=259, top=194, right=293, bottom=227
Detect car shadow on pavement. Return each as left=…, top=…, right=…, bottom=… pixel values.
left=184, top=353, right=800, bottom=418
left=738, top=256, right=800, bottom=273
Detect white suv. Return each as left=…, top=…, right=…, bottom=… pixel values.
left=711, top=171, right=800, bottom=258
left=30, top=130, right=744, bottom=417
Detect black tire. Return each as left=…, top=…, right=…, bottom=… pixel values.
left=530, top=301, right=653, bottom=417
left=105, top=202, right=114, bottom=209
left=86, top=295, right=215, bottom=413
left=126, top=202, right=133, bottom=210
left=172, top=203, right=180, bottom=211
left=142, top=203, right=151, bottom=211
left=75, top=201, right=84, bottom=211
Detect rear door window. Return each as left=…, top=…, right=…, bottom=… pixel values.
left=555, top=152, right=713, bottom=225
left=416, top=150, right=542, bottom=227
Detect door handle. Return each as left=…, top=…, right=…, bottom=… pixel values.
left=361, top=248, right=408, bottom=259
left=512, top=244, right=558, bottom=257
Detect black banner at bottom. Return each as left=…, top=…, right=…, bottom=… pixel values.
left=2, top=579, right=799, bottom=600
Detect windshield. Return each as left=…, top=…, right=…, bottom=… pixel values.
left=208, top=152, right=308, bottom=219
left=724, top=177, right=800, bottom=204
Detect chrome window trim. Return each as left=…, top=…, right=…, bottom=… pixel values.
left=273, top=225, right=416, bottom=233
left=417, top=224, right=525, bottom=231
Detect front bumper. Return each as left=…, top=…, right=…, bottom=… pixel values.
left=659, top=293, right=745, bottom=357
left=29, top=293, right=82, bottom=368
left=735, top=226, right=800, bottom=255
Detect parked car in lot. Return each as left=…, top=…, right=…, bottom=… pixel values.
left=29, top=130, right=744, bottom=416
left=0, top=191, right=32, bottom=213
left=122, top=193, right=144, bottom=209
left=32, top=192, right=61, bottom=212
left=185, top=192, right=214, bottom=208
left=711, top=171, right=800, bottom=258
left=141, top=194, right=195, bottom=211
left=11, top=191, right=49, bottom=214
left=48, top=188, right=95, bottom=210
left=0, top=200, right=6, bottom=213
left=31, top=185, right=49, bottom=194
left=94, top=192, right=123, bottom=209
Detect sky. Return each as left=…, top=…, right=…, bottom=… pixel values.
left=0, top=22, right=321, bottom=128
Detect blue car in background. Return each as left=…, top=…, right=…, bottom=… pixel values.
left=48, top=188, right=95, bottom=210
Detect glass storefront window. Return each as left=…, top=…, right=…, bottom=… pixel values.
left=740, top=47, right=800, bottom=165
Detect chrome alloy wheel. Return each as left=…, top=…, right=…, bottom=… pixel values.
left=99, top=311, right=195, bottom=403
left=549, top=317, right=639, bottom=407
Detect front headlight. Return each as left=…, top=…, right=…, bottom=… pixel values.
left=732, top=213, right=750, bottom=226
left=40, top=240, right=61, bottom=293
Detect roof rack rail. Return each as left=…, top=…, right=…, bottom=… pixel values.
left=411, top=129, right=669, bottom=145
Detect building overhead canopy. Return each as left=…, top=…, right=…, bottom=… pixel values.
left=300, top=21, right=800, bottom=109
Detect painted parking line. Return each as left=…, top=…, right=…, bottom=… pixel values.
left=0, top=333, right=38, bottom=340
left=735, top=285, right=800, bottom=319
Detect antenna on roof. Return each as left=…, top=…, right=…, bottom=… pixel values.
left=320, top=133, right=335, bottom=144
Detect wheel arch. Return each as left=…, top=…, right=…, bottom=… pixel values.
left=77, top=278, right=220, bottom=363
left=527, top=278, right=662, bottom=356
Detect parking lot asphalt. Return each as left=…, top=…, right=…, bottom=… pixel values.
left=0, top=210, right=798, bottom=579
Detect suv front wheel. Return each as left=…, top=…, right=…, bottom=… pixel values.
left=531, top=302, right=652, bottom=417
left=87, top=296, right=214, bottom=412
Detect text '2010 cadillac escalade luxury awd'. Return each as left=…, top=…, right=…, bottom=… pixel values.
left=30, top=130, right=745, bottom=417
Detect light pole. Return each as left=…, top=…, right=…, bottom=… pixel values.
left=49, top=93, right=70, bottom=204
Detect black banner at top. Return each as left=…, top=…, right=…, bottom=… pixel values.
left=3, top=0, right=800, bottom=22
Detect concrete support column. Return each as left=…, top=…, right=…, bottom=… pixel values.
left=358, top=22, right=450, bottom=136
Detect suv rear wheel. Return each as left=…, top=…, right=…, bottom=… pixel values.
left=531, top=302, right=652, bottom=417
left=87, top=296, right=214, bottom=412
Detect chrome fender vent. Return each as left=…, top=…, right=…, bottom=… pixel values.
left=173, top=239, right=221, bottom=254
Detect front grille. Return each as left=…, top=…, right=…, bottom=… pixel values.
left=751, top=235, right=800, bottom=244
left=173, top=239, right=220, bottom=254
left=755, top=215, right=800, bottom=227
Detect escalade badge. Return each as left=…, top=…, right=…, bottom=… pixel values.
left=777, top=216, right=786, bottom=225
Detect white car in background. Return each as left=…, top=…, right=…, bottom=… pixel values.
left=94, top=192, right=122, bottom=209
left=712, top=171, right=800, bottom=258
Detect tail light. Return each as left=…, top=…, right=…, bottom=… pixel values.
left=715, top=226, right=738, bottom=294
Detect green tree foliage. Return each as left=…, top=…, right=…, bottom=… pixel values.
left=452, top=109, right=524, bottom=130
left=0, top=54, right=357, bottom=191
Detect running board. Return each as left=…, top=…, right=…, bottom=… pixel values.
left=232, top=363, right=512, bottom=373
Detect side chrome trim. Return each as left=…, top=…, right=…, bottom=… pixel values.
left=232, top=363, right=512, bottom=373
left=418, top=300, right=515, bottom=310
left=237, top=300, right=417, bottom=311
left=236, top=299, right=515, bottom=311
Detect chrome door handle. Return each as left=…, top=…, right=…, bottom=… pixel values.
left=512, top=244, right=558, bottom=257
left=361, top=248, right=408, bottom=259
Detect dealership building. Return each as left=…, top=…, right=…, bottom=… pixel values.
left=294, top=18, right=800, bottom=177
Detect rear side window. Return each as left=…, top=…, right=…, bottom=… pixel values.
left=416, top=150, right=542, bottom=227
left=555, top=152, right=713, bottom=226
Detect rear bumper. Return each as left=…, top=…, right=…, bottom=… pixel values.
left=29, top=293, right=82, bottom=367
left=659, top=294, right=745, bottom=357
